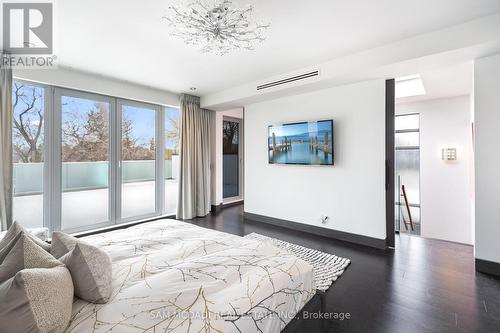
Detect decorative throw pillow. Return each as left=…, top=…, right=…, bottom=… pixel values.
left=0, top=221, right=51, bottom=253
left=0, top=234, right=62, bottom=283
left=28, top=227, right=50, bottom=242
left=0, top=226, right=48, bottom=242
left=0, top=266, right=74, bottom=333
left=50, top=231, right=79, bottom=259
left=0, top=230, right=24, bottom=264
left=59, top=241, right=113, bottom=303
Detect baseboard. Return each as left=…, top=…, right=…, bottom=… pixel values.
left=211, top=204, right=222, bottom=213
left=244, top=212, right=386, bottom=250
left=223, top=199, right=244, bottom=207
left=211, top=200, right=244, bottom=213
left=476, top=258, right=500, bottom=278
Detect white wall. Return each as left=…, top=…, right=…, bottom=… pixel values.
left=244, top=79, right=386, bottom=240
left=474, top=54, right=500, bottom=264
left=397, top=96, right=473, bottom=245
left=214, top=108, right=244, bottom=205
left=14, top=67, right=179, bottom=107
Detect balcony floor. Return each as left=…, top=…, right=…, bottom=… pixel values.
left=13, top=180, right=178, bottom=231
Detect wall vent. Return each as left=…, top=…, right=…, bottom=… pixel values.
left=256, top=70, right=319, bottom=91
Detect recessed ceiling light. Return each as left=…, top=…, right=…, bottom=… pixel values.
left=395, top=74, right=426, bottom=98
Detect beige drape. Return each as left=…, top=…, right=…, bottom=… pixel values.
left=0, top=56, right=13, bottom=231
left=177, top=94, right=214, bottom=219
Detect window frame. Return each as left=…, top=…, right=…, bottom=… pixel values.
left=11, top=78, right=179, bottom=233
left=54, top=87, right=116, bottom=233
left=11, top=79, right=51, bottom=230
left=116, top=98, right=164, bottom=225
left=163, top=106, right=181, bottom=215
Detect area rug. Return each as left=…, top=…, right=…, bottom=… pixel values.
left=244, top=233, right=351, bottom=292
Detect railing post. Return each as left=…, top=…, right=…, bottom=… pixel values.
left=324, top=132, right=329, bottom=159
left=272, top=132, right=276, bottom=152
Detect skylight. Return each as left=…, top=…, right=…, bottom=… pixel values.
left=395, top=74, right=426, bottom=98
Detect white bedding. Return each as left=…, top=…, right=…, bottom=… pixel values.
left=66, top=219, right=315, bottom=333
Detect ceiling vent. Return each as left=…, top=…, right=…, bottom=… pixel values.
left=256, top=70, right=319, bottom=91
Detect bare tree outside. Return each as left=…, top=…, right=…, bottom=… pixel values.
left=12, top=83, right=45, bottom=163
left=13, top=89, right=178, bottom=164
left=121, top=114, right=155, bottom=161
left=62, top=101, right=109, bottom=162
left=61, top=98, right=156, bottom=162
left=223, top=120, right=239, bottom=154
left=165, top=108, right=180, bottom=159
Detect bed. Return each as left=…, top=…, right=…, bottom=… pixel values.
left=65, top=219, right=319, bottom=333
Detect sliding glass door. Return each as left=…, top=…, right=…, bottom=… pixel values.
left=56, top=89, right=114, bottom=232
left=11, top=81, right=179, bottom=233
left=12, top=82, right=47, bottom=229
left=118, top=101, right=159, bottom=221
left=164, top=107, right=180, bottom=215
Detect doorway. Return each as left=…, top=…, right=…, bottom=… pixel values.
left=222, top=117, right=243, bottom=202
left=53, top=88, right=166, bottom=233
left=395, top=113, right=421, bottom=236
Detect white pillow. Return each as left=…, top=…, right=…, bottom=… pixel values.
left=0, top=224, right=49, bottom=242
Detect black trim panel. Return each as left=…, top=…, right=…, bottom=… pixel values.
left=244, top=212, right=386, bottom=250
left=385, top=79, right=395, bottom=248
left=476, top=258, right=500, bottom=278
left=211, top=204, right=222, bottom=214
left=211, top=200, right=244, bottom=214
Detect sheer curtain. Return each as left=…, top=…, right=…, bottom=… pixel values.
left=0, top=57, right=13, bottom=231
left=177, top=94, right=214, bottom=219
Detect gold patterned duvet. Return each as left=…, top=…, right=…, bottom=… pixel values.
left=66, top=219, right=315, bottom=333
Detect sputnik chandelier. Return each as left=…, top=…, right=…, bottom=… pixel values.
left=163, top=0, right=270, bottom=55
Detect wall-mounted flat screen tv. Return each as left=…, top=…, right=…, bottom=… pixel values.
left=268, top=119, right=334, bottom=165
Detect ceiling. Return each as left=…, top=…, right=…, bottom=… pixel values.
left=396, top=62, right=473, bottom=104
left=54, top=0, right=500, bottom=96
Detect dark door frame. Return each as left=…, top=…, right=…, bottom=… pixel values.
left=385, top=79, right=396, bottom=249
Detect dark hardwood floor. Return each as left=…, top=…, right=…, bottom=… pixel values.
left=187, top=204, right=500, bottom=333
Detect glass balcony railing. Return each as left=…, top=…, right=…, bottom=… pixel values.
left=12, top=157, right=179, bottom=230
left=13, top=158, right=179, bottom=195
